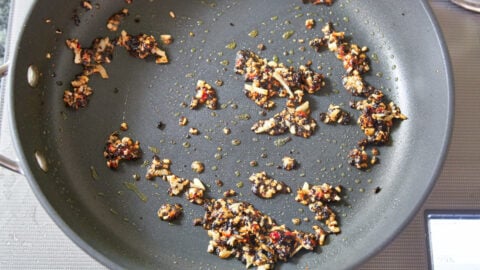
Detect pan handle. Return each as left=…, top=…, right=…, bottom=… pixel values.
left=0, top=63, right=23, bottom=174
left=0, top=154, right=22, bottom=174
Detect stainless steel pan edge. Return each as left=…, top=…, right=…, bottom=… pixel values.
left=5, top=0, right=454, bottom=269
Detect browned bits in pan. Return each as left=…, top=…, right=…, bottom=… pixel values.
left=66, top=37, right=115, bottom=68
left=191, top=161, right=205, bottom=173
left=251, top=101, right=317, bottom=138
left=188, top=127, right=199, bottom=135
left=292, top=218, right=301, bottom=225
left=305, top=18, right=315, bottom=30
left=319, top=104, right=351, bottom=125
left=295, top=182, right=342, bottom=233
left=160, top=34, right=174, bottom=45
left=63, top=75, right=93, bottom=109
left=309, top=22, right=407, bottom=171
left=107, top=8, right=129, bottom=32
left=310, top=23, right=373, bottom=97
left=282, top=156, right=297, bottom=171
left=157, top=203, right=183, bottom=221
left=223, top=189, right=236, bottom=197
left=342, top=74, right=374, bottom=97
left=249, top=171, right=291, bottom=199
left=116, top=30, right=169, bottom=64
left=189, top=80, right=218, bottom=110
left=145, top=156, right=192, bottom=196
left=235, top=50, right=325, bottom=109
left=165, top=174, right=191, bottom=196
left=82, top=1, right=93, bottom=10
left=145, top=155, right=172, bottom=180
left=347, top=147, right=370, bottom=170
left=120, top=122, right=129, bottom=131
left=351, top=90, right=407, bottom=146
left=103, top=132, right=141, bottom=169
left=302, top=0, right=333, bottom=5
left=186, top=178, right=206, bottom=205
left=178, top=116, right=188, bottom=126
left=200, top=198, right=326, bottom=269
left=64, top=37, right=115, bottom=109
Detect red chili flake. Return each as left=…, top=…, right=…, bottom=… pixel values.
left=270, top=231, right=281, bottom=242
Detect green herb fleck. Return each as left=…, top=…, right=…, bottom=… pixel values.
left=274, top=136, right=291, bottom=147
left=225, top=41, right=237, bottom=50
left=248, top=29, right=258, bottom=38
left=148, top=146, right=159, bottom=154
left=236, top=113, right=251, bottom=120
left=282, top=30, right=295, bottom=40
left=90, top=166, right=99, bottom=180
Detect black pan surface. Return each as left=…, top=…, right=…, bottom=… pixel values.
left=8, top=0, right=452, bottom=269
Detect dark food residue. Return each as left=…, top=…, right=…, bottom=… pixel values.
left=60, top=1, right=410, bottom=269
left=199, top=198, right=328, bottom=269
left=103, top=132, right=141, bottom=169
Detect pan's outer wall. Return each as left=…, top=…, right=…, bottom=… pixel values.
left=9, top=0, right=452, bottom=269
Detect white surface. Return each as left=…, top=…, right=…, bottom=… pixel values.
left=428, top=218, right=480, bottom=270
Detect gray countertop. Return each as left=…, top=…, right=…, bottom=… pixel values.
left=0, top=0, right=479, bottom=269
left=0, top=0, right=9, bottom=63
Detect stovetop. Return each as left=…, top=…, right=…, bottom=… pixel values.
left=0, top=0, right=479, bottom=269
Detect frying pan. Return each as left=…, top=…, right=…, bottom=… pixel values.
left=2, top=0, right=453, bottom=269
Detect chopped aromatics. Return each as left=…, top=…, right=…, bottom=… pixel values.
left=350, top=90, right=407, bottom=146
left=295, top=182, right=342, bottom=233
left=319, top=104, right=351, bottom=125
left=116, top=30, right=169, bottom=64
left=235, top=50, right=325, bottom=109
left=157, top=203, right=183, bottom=221
left=223, top=189, right=237, bottom=197
left=82, top=1, right=93, bottom=10
left=145, top=155, right=192, bottom=196
left=251, top=101, right=317, bottom=138
left=66, top=37, right=115, bottom=67
left=64, top=37, right=115, bottom=108
left=188, top=127, right=199, bottom=135
left=302, top=0, right=333, bottom=5
left=310, top=23, right=370, bottom=75
left=120, top=122, right=129, bottom=131
left=166, top=174, right=191, bottom=196
left=347, top=148, right=370, bottom=170
left=282, top=156, right=297, bottom=171
left=178, top=116, right=188, bottom=126
left=63, top=75, right=93, bottom=109
left=190, top=80, right=218, bottom=110
left=305, top=19, right=315, bottom=30
left=249, top=171, right=291, bottom=199
left=145, top=156, right=172, bottom=179
left=160, top=34, right=174, bottom=45
left=201, top=198, right=327, bottom=269
left=191, top=161, right=205, bottom=173
left=342, top=74, right=375, bottom=97
left=186, top=178, right=206, bottom=205
left=107, top=8, right=129, bottom=32
left=103, top=132, right=141, bottom=169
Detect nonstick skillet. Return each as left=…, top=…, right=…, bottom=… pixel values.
left=2, top=0, right=453, bottom=269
